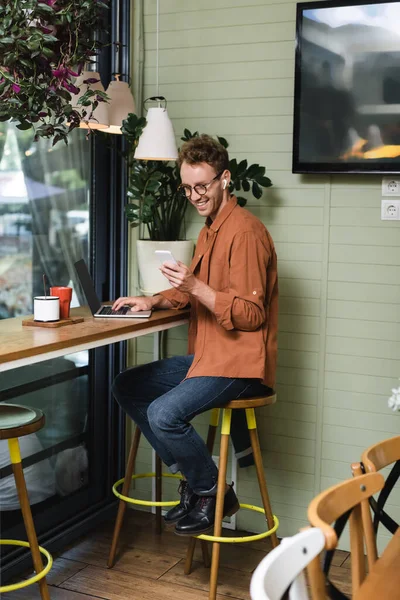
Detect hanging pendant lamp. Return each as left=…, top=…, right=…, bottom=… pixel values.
left=134, top=97, right=178, bottom=160
left=104, top=75, right=136, bottom=134
left=134, top=0, right=178, bottom=161
left=70, top=70, right=109, bottom=130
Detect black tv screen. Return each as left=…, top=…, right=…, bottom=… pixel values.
left=293, top=0, right=400, bottom=174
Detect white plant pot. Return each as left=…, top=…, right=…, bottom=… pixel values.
left=136, top=240, right=194, bottom=296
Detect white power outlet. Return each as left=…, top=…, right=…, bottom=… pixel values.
left=381, top=199, right=400, bottom=220
left=382, top=177, right=400, bottom=196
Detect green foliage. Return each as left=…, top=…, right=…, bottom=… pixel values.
left=122, top=120, right=273, bottom=241
left=0, top=0, right=109, bottom=146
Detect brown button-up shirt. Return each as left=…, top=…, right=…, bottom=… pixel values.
left=159, top=196, right=278, bottom=388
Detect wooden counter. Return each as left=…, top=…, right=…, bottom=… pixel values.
left=0, top=307, right=190, bottom=372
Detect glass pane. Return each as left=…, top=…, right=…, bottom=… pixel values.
left=0, top=123, right=92, bottom=515
left=0, top=351, right=89, bottom=510
left=0, top=122, right=90, bottom=317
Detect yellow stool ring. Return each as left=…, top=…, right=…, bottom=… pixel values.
left=112, top=471, right=182, bottom=507
left=196, top=504, right=279, bottom=543
left=0, top=540, right=53, bottom=593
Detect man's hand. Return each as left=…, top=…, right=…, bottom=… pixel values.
left=160, top=261, right=198, bottom=294
left=160, top=261, right=216, bottom=313
left=112, top=295, right=155, bottom=312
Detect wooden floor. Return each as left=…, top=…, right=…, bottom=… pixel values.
left=3, top=510, right=353, bottom=599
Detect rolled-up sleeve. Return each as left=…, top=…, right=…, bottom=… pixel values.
left=157, top=287, right=190, bottom=309
left=214, top=231, right=270, bottom=331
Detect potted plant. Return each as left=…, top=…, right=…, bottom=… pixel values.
left=0, top=0, right=109, bottom=146
left=122, top=113, right=273, bottom=294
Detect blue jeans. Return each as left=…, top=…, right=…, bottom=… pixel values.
left=112, top=355, right=271, bottom=494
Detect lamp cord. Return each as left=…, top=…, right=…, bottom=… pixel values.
left=156, top=0, right=159, bottom=97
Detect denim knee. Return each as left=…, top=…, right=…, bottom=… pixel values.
left=147, top=401, right=178, bottom=435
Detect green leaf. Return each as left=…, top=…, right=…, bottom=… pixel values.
left=255, top=175, right=272, bottom=188
left=236, top=196, right=247, bottom=207
left=217, top=136, right=228, bottom=148
left=242, top=179, right=250, bottom=192
left=236, top=159, right=248, bottom=177
left=16, top=121, right=32, bottom=130
left=252, top=181, right=263, bottom=200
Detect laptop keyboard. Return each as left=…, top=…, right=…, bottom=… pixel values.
left=99, top=306, right=129, bottom=316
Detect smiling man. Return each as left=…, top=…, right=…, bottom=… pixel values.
left=112, top=134, right=278, bottom=535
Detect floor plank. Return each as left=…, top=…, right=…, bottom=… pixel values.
left=61, top=538, right=180, bottom=578
left=2, top=586, right=102, bottom=600
left=161, top=558, right=252, bottom=599
left=61, top=564, right=229, bottom=600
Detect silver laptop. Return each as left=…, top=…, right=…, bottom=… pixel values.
left=74, top=259, right=152, bottom=319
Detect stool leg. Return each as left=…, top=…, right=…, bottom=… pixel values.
left=8, top=438, right=50, bottom=600
left=185, top=408, right=220, bottom=574
left=155, top=453, right=163, bottom=534
left=209, top=408, right=231, bottom=600
left=108, top=426, right=141, bottom=568
left=246, top=408, right=278, bottom=548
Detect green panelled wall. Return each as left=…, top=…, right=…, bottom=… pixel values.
left=127, top=0, right=400, bottom=551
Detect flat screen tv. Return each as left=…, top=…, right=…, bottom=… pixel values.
left=293, top=0, right=400, bottom=174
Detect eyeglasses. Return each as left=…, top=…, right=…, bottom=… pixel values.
left=178, top=171, right=223, bottom=199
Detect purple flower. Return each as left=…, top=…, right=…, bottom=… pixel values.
left=39, top=111, right=48, bottom=117
left=83, top=78, right=100, bottom=85
left=67, top=68, right=80, bottom=77
left=52, top=68, right=67, bottom=79
left=62, top=81, right=80, bottom=94
left=11, top=83, right=21, bottom=93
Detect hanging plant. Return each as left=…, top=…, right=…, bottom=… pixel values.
left=0, top=0, right=109, bottom=146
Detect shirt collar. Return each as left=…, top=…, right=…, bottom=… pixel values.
left=206, top=195, right=238, bottom=232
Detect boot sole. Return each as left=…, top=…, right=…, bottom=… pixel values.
left=174, top=502, right=240, bottom=536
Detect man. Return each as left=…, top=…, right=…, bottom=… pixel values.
left=112, top=134, right=278, bottom=535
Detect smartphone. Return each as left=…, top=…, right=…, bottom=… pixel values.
left=154, top=250, right=178, bottom=265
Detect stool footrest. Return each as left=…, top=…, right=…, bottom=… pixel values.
left=112, top=472, right=181, bottom=507
left=195, top=505, right=279, bottom=543
left=0, top=540, right=53, bottom=593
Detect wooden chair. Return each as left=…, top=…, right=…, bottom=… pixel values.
left=307, top=472, right=385, bottom=600
left=250, top=528, right=325, bottom=600
left=351, top=435, right=400, bottom=568
left=0, top=403, right=53, bottom=599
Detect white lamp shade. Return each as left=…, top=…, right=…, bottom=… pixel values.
left=134, top=107, right=178, bottom=161
left=103, top=80, right=136, bottom=134
left=70, top=71, right=109, bottom=130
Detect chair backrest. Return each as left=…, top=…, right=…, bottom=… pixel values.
left=362, top=435, right=400, bottom=472
left=307, top=472, right=385, bottom=597
left=352, top=435, right=400, bottom=567
left=250, top=528, right=325, bottom=600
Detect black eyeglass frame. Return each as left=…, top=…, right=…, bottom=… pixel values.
left=178, top=171, right=224, bottom=200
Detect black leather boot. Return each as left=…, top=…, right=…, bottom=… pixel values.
left=174, top=484, right=240, bottom=535
left=164, top=480, right=198, bottom=524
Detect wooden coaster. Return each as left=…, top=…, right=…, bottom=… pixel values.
left=22, top=316, right=84, bottom=328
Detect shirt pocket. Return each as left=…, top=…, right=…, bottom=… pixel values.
left=208, top=256, right=230, bottom=292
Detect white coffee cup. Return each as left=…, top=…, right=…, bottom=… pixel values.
left=34, top=296, right=60, bottom=322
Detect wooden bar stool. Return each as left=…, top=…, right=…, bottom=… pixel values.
left=185, top=393, right=280, bottom=600
left=0, top=403, right=53, bottom=599
left=107, top=426, right=211, bottom=569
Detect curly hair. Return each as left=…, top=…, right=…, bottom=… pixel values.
left=178, top=134, right=229, bottom=174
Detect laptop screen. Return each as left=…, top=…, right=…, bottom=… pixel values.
left=74, top=259, right=102, bottom=314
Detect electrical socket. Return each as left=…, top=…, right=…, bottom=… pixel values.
left=382, top=177, right=400, bottom=196
left=381, top=199, right=400, bottom=220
